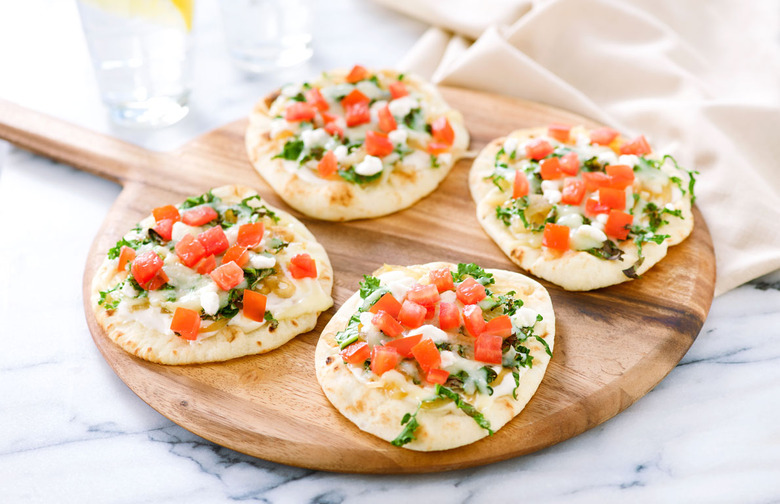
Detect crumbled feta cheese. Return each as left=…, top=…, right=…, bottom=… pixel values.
left=269, top=118, right=293, bottom=139
left=356, top=81, right=383, bottom=100
left=437, top=153, right=452, bottom=166
left=440, top=290, right=457, bottom=304
left=249, top=253, right=276, bottom=269
left=354, top=155, right=383, bottom=176
left=280, top=84, right=301, bottom=97
left=378, top=271, right=416, bottom=301
left=333, top=145, right=348, bottom=162
left=571, top=224, right=608, bottom=250
left=301, top=128, right=330, bottom=149
left=171, top=221, right=198, bottom=242
left=388, top=96, right=418, bottom=118
left=503, top=137, right=518, bottom=156
left=543, top=189, right=562, bottom=205
left=388, top=129, right=408, bottom=146
left=597, top=150, right=618, bottom=166
left=541, top=180, right=562, bottom=192
left=512, top=307, right=539, bottom=328
left=200, top=290, right=220, bottom=316
left=440, top=350, right=458, bottom=369
left=407, top=324, right=448, bottom=343
left=557, top=213, right=584, bottom=229
left=618, top=154, right=639, bottom=167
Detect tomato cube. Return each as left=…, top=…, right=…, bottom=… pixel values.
left=194, top=255, right=216, bottom=275
left=405, top=284, right=440, bottom=307
left=513, top=170, right=529, bottom=199
left=605, top=209, right=634, bottom=240
left=341, top=341, right=370, bottom=365
left=482, top=315, right=513, bottom=338
left=429, top=267, right=454, bottom=293
left=426, top=367, right=450, bottom=385
left=384, top=334, right=423, bottom=358
left=345, top=102, right=370, bottom=127
left=340, top=89, right=370, bottom=108
left=582, top=171, right=612, bottom=192
left=237, top=222, right=265, bottom=248
left=561, top=177, right=586, bottom=205
left=463, top=304, right=486, bottom=337
left=389, top=81, right=408, bottom=99
left=456, top=277, right=487, bottom=305
left=365, top=130, right=394, bottom=157
left=411, top=338, right=441, bottom=372
left=438, top=302, right=460, bottom=331
left=606, top=164, right=635, bottom=190
left=542, top=223, right=570, bottom=251
left=599, top=187, right=626, bottom=211
left=143, top=269, right=169, bottom=291
left=620, top=135, right=651, bottom=155
left=398, top=300, right=426, bottom=329
left=368, top=292, right=402, bottom=318
left=474, top=334, right=503, bottom=364
left=181, top=206, right=218, bottom=226
left=371, top=346, right=401, bottom=376
left=131, top=250, right=163, bottom=285
left=197, top=226, right=229, bottom=256
left=547, top=123, right=571, bottom=143
left=525, top=138, right=553, bottom=160
left=222, top=244, right=249, bottom=268
left=117, top=245, right=136, bottom=272
left=324, top=121, right=344, bottom=139
left=540, top=157, right=563, bottom=180
left=427, top=141, right=450, bottom=155
left=305, top=87, right=329, bottom=112
left=345, top=64, right=370, bottom=83
left=151, top=218, right=174, bottom=242
left=585, top=197, right=611, bottom=216
left=431, top=116, right=454, bottom=146
left=590, top=127, right=619, bottom=146
left=210, top=262, right=244, bottom=291
left=175, top=234, right=207, bottom=268
left=285, top=102, right=316, bottom=122
left=559, top=151, right=580, bottom=175
left=372, top=310, right=404, bottom=338
left=288, top=253, right=317, bottom=279
left=170, top=307, right=200, bottom=341
left=152, top=205, right=180, bottom=223
left=242, top=289, right=267, bottom=322
left=377, top=105, right=397, bottom=133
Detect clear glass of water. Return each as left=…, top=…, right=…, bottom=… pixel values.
left=76, top=0, right=194, bottom=128
left=218, top=0, right=313, bottom=73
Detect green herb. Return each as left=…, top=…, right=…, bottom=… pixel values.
left=403, top=108, right=426, bottom=131
left=290, top=92, right=306, bottom=102
left=488, top=172, right=508, bottom=191
left=338, top=167, right=383, bottom=185
left=358, top=275, right=382, bottom=298
left=335, top=313, right=361, bottom=349
left=273, top=139, right=305, bottom=162
left=300, top=146, right=325, bottom=164
left=266, top=238, right=289, bottom=253
left=643, top=202, right=683, bottom=231
left=496, top=196, right=540, bottom=229
left=586, top=240, right=625, bottom=261
left=98, top=283, right=123, bottom=310
left=582, top=156, right=605, bottom=172
left=107, top=238, right=134, bottom=260
left=534, top=334, right=553, bottom=357
left=391, top=407, right=421, bottom=447
left=264, top=311, right=279, bottom=330
left=180, top=190, right=219, bottom=210
left=451, top=263, right=495, bottom=286
left=430, top=154, right=440, bottom=169
left=435, top=385, right=494, bottom=434
left=494, top=291, right=523, bottom=316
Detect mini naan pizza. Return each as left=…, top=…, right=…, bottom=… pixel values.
left=469, top=125, right=698, bottom=291
left=315, top=262, right=555, bottom=451
left=91, top=185, right=333, bottom=364
left=245, top=65, right=469, bottom=221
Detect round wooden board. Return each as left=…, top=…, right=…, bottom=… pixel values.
left=0, top=88, right=715, bottom=473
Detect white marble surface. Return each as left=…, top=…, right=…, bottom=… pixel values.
left=1, top=1, right=779, bottom=502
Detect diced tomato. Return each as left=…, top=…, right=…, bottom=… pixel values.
left=285, top=102, right=316, bottom=122
left=222, top=244, right=249, bottom=268
left=345, top=64, right=370, bottom=83
left=398, top=300, right=426, bottom=329
left=372, top=310, right=404, bottom=338
left=197, top=226, right=229, bottom=256
left=482, top=315, right=513, bottom=338
left=321, top=111, right=338, bottom=124
left=427, top=141, right=450, bottom=155
left=314, top=150, right=337, bottom=178
left=561, top=177, right=586, bottom=205
left=389, top=81, right=408, bottom=99
left=152, top=205, right=180, bottom=223
left=365, top=130, right=394, bottom=157
left=429, top=267, right=454, bottom=293
left=210, top=262, right=244, bottom=291
left=582, top=171, right=612, bottom=192
left=131, top=250, right=163, bottom=285
left=237, top=222, right=265, bottom=248
left=377, top=105, right=397, bottom=133
left=540, top=157, right=563, bottom=180
left=590, top=127, right=619, bottom=146
left=424, top=303, right=436, bottom=320
left=194, top=254, right=216, bottom=275
left=170, top=307, right=200, bottom=341
left=368, top=292, right=402, bottom=318
left=599, top=187, right=626, bottom=210
left=559, top=151, right=580, bottom=175
left=513, top=170, right=529, bottom=199
left=324, top=121, right=344, bottom=139
left=117, top=246, right=136, bottom=272
left=344, top=102, right=371, bottom=127
left=288, top=253, right=317, bottom=279
left=463, top=304, right=486, bottom=338
left=340, top=341, right=370, bottom=365
left=143, top=269, right=169, bottom=291
left=181, top=206, right=218, bottom=226
left=175, top=234, right=207, bottom=268
left=547, top=123, right=571, bottom=143
left=456, top=277, right=487, bottom=305
left=605, top=209, right=634, bottom=240
left=542, top=223, right=570, bottom=251
left=525, top=138, right=554, bottom=160
left=305, top=87, right=329, bottom=112
left=438, top=302, right=461, bottom=331
left=151, top=218, right=174, bottom=241
left=371, top=345, right=401, bottom=376
left=431, top=116, right=455, bottom=146
left=384, top=334, right=423, bottom=358
left=405, top=284, right=440, bottom=307
left=606, top=164, right=635, bottom=190
left=474, top=334, right=503, bottom=364
left=620, top=135, right=651, bottom=155
left=426, top=367, right=450, bottom=385
left=585, top=197, right=611, bottom=216
left=242, top=289, right=267, bottom=322
left=411, top=338, right=441, bottom=372
left=340, top=89, right=370, bottom=108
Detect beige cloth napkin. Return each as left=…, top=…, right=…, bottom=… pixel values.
left=375, top=0, right=780, bottom=296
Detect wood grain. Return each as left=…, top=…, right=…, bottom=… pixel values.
left=0, top=89, right=716, bottom=473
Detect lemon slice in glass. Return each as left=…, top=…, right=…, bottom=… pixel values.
left=79, top=0, right=193, bottom=31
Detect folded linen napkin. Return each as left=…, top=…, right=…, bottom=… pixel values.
left=373, top=0, right=780, bottom=295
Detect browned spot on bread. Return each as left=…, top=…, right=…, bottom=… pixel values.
left=393, top=168, right=418, bottom=184
left=256, top=341, right=263, bottom=346
left=264, top=90, right=281, bottom=108
left=325, top=356, right=334, bottom=365
left=328, top=183, right=354, bottom=207
left=291, top=320, right=299, bottom=327
left=511, top=248, right=525, bottom=262
left=262, top=132, right=271, bottom=141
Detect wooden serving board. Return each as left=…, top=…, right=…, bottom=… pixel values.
left=0, top=88, right=715, bottom=473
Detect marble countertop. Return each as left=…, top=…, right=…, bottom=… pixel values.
left=1, top=1, right=778, bottom=502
